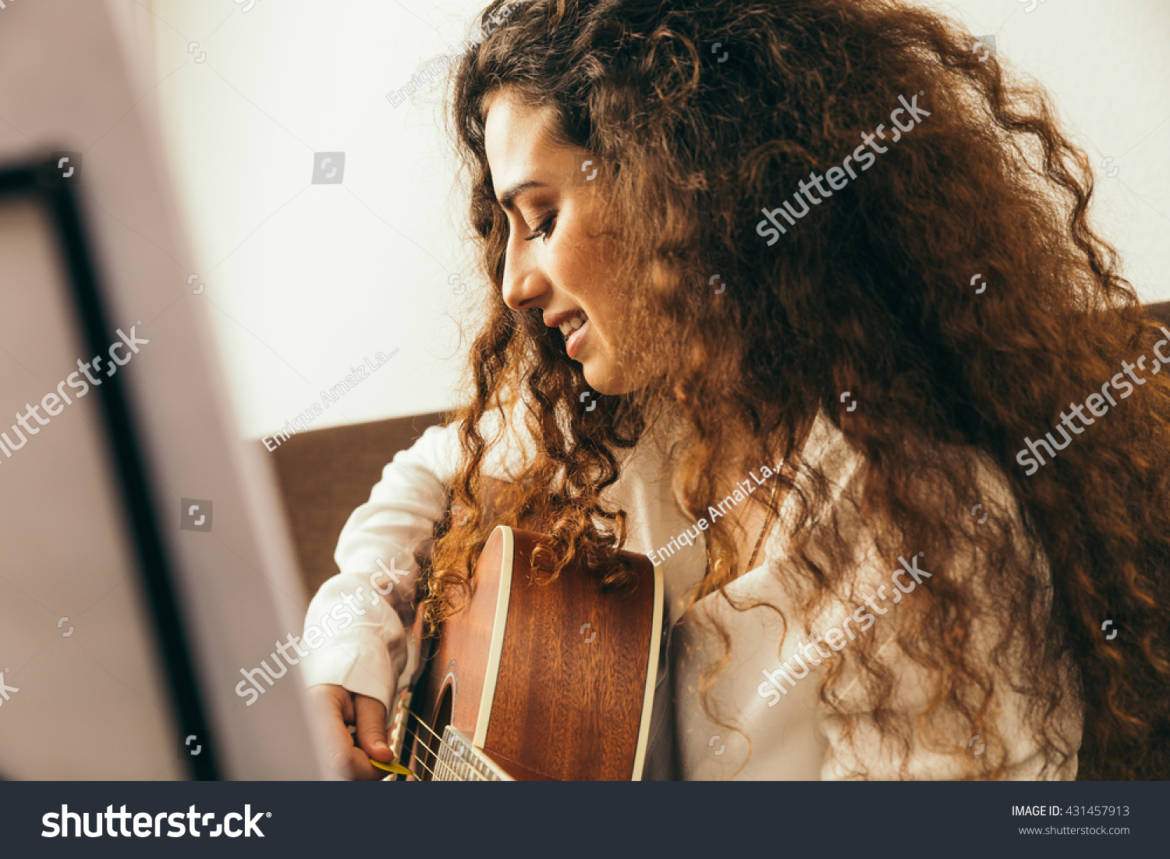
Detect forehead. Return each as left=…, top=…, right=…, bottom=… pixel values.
left=483, top=90, right=566, bottom=186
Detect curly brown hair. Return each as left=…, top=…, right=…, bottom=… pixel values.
left=419, top=0, right=1170, bottom=779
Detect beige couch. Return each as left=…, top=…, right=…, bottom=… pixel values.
left=267, top=410, right=447, bottom=598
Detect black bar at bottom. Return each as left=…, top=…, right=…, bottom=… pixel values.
left=1, top=780, right=1165, bottom=857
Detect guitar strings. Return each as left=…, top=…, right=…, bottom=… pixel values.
left=405, top=752, right=438, bottom=781
left=390, top=736, right=449, bottom=782
left=416, top=748, right=460, bottom=786
left=401, top=710, right=470, bottom=781
left=405, top=708, right=461, bottom=757
left=400, top=709, right=493, bottom=781
left=395, top=734, right=453, bottom=782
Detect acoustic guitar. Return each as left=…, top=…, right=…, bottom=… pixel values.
left=380, top=525, right=663, bottom=781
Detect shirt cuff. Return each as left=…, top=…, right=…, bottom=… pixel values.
left=300, top=637, right=405, bottom=713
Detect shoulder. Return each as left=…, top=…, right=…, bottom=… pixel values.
left=775, top=409, right=1044, bottom=580
left=786, top=416, right=1082, bottom=778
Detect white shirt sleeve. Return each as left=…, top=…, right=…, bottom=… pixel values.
left=298, top=405, right=537, bottom=712
left=298, top=422, right=461, bottom=712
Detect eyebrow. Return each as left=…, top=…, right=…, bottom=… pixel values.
left=497, top=180, right=548, bottom=212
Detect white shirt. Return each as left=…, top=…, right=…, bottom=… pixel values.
left=301, top=407, right=1082, bottom=779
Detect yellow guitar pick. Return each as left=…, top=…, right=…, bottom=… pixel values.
left=369, top=757, right=413, bottom=776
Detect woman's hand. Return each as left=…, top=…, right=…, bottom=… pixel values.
left=308, top=684, right=396, bottom=780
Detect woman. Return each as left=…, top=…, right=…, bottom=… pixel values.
left=303, top=0, right=1170, bottom=780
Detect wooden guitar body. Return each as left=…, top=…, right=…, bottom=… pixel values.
left=390, top=525, right=662, bottom=781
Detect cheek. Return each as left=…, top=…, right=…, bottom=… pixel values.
left=581, top=254, right=628, bottom=342
left=551, top=220, right=597, bottom=273
left=550, top=210, right=630, bottom=348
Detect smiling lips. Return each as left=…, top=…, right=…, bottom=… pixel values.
left=557, top=311, right=586, bottom=336
left=558, top=311, right=589, bottom=359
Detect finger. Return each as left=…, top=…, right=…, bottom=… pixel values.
left=340, top=742, right=385, bottom=781
left=337, top=686, right=355, bottom=724
left=308, top=684, right=354, bottom=728
left=328, top=712, right=382, bottom=780
left=354, top=694, right=393, bottom=762
left=308, top=687, right=368, bottom=776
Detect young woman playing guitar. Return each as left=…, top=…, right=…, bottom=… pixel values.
left=303, top=0, right=1170, bottom=780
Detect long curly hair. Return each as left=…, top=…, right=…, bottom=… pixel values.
left=419, top=0, right=1170, bottom=779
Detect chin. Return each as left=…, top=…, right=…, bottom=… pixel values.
left=583, top=359, right=633, bottom=397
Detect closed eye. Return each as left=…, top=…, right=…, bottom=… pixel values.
left=524, top=212, right=557, bottom=242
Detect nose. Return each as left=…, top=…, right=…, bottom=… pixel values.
left=501, top=252, right=550, bottom=312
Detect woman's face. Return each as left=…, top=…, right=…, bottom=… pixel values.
left=483, top=89, right=635, bottom=395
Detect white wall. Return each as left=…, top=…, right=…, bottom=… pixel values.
left=930, top=0, right=1170, bottom=297
left=143, top=0, right=488, bottom=438
left=137, top=0, right=1170, bottom=437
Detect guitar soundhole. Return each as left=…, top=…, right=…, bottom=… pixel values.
left=415, top=683, right=453, bottom=781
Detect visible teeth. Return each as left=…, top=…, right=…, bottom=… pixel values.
left=559, top=313, right=587, bottom=337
